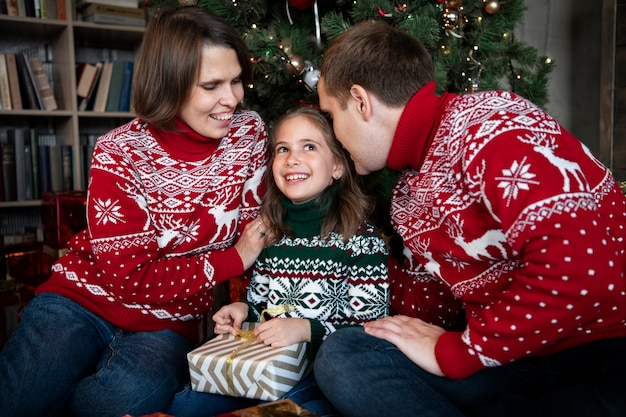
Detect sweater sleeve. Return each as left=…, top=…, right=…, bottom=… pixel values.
left=435, top=123, right=626, bottom=379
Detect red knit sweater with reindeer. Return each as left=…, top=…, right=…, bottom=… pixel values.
left=388, top=82, right=626, bottom=379
left=37, top=113, right=268, bottom=342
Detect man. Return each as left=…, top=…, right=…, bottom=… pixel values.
left=314, top=20, right=626, bottom=417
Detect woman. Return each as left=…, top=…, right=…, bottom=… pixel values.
left=0, top=6, right=268, bottom=417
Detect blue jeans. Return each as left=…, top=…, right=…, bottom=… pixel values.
left=314, top=327, right=626, bottom=417
left=168, top=372, right=339, bottom=417
left=0, top=293, right=194, bottom=417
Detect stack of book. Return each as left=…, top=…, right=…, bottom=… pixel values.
left=3, top=0, right=67, bottom=20
left=1, top=127, right=73, bottom=203
left=76, top=0, right=145, bottom=27
left=75, top=59, right=134, bottom=112
left=0, top=52, right=58, bottom=111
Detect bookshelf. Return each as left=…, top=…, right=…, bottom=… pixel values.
left=0, top=1, right=145, bottom=289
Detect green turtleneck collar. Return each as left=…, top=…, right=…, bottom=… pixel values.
left=283, top=183, right=338, bottom=238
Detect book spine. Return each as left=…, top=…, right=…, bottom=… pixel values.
left=1, top=139, right=17, bottom=201
left=29, top=57, right=58, bottom=111
left=10, top=128, right=27, bottom=201
left=15, top=54, right=41, bottom=110
left=61, top=145, right=73, bottom=191
left=29, top=128, right=40, bottom=200
left=0, top=54, right=11, bottom=110
left=5, top=54, right=23, bottom=110
left=118, top=60, right=133, bottom=112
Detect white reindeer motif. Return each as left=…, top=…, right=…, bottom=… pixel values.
left=156, top=215, right=185, bottom=248
left=208, top=188, right=239, bottom=243
left=518, top=133, right=588, bottom=192
left=119, top=183, right=151, bottom=231
left=446, top=214, right=507, bottom=261
left=242, top=166, right=266, bottom=205
left=414, top=237, right=442, bottom=279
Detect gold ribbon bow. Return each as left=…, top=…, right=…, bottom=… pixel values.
left=225, top=304, right=295, bottom=395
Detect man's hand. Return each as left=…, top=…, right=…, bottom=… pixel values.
left=364, top=315, right=445, bottom=376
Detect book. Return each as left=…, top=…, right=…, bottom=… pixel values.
left=61, top=144, right=73, bottom=191
left=76, top=0, right=138, bottom=10
left=93, top=61, right=113, bottom=112
left=0, top=54, right=11, bottom=110
left=82, top=13, right=145, bottom=27
left=56, top=0, right=65, bottom=19
left=1, top=138, right=17, bottom=201
left=29, top=57, right=58, bottom=111
left=38, top=138, right=52, bottom=194
left=5, top=54, right=23, bottom=110
left=29, top=128, right=40, bottom=200
left=76, top=62, right=99, bottom=99
left=118, top=60, right=133, bottom=112
left=8, top=128, right=27, bottom=201
left=24, top=142, right=34, bottom=200
left=48, top=141, right=63, bottom=192
left=78, top=61, right=102, bottom=111
left=15, top=53, right=42, bottom=110
left=5, top=0, right=19, bottom=16
left=105, top=60, right=125, bottom=112
left=81, top=2, right=144, bottom=18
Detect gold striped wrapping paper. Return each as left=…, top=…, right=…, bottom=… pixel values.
left=188, top=323, right=310, bottom=401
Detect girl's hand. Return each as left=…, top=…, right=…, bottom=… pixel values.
left=254, top=318, right=310, bottom=348
left=212, top=302, right=249, bottom=335
left=364, top=315, right=445, bottom=376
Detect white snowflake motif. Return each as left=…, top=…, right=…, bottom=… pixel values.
left=175, top=219, right=201, bottom=246
left=94, top=198, right=125, bottom=225
left=495, top=157, right=539, bottom=206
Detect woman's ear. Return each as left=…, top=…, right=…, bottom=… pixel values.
left=349, top=84, right=373, bottom=121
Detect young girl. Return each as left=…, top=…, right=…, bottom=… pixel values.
left=0, top=6, right=268, bottom=417
left=169, top=106, right=390, bottom=417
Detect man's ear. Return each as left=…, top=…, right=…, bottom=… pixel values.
left=349, top=84, right=373, bottom=121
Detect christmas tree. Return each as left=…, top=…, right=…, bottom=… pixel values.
left=152, top=0, right=555, bottom=249
left=155, top=0, right=554, bottom=128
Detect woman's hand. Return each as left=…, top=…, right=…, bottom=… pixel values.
left=364, top=315, right=445, bottom=376
left=234, top=217, right=273, bottom=270
left=212, top=302, right=249, bottom=335
left=254, top=318, right=310, bottom=348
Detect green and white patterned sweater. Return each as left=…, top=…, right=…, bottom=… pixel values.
left=246, top=190, right=390, bottom=357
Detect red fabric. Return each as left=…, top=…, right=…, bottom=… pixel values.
left=389, top=88, right=626, bottom=379
left=37, top=112, right=268, bottom=342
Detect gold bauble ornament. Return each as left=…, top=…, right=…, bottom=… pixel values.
left=286, top=54, right=306, bottom=76
left=447, top=0, right=462, bottom=8
left=178, top=0, right=198, bottom=5
left=484, top=0, right=501, bottom=14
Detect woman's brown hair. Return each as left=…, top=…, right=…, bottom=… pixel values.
left=131, top=6, right=252, bottom=130
left=262, top=106, right=374, bottom=242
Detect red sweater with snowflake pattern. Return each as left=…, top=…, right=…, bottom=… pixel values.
left=37, top=112, right=268, bottom=342
left=388, top=81, right=626, bottom=379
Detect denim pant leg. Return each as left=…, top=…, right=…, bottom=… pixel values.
left=0, top=293, right=109, bottom=417
left=281, top=372, right=340, bottom=417
left=315, top=328, right=626, bottom=417
left=70, top=327, right=194, bottom=417
left=168, top=382, right=259, bottom=417
left=314, top=327, right=469, bottom=417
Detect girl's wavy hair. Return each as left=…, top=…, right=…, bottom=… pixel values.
left=262, top=106, right=374, bottom=242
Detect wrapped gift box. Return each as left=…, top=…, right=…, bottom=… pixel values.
left=41, top=191, right=87, bottom=258
left=188, top=323, right=310, bottom=401
left=216, top=399, right=319, bottom=417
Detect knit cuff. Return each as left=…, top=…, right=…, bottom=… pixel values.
left=207, top=247, right=245, bottom=285
left=308, top=320, right=325, bottom=359
left=435, top=331, right=483, bottom=379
